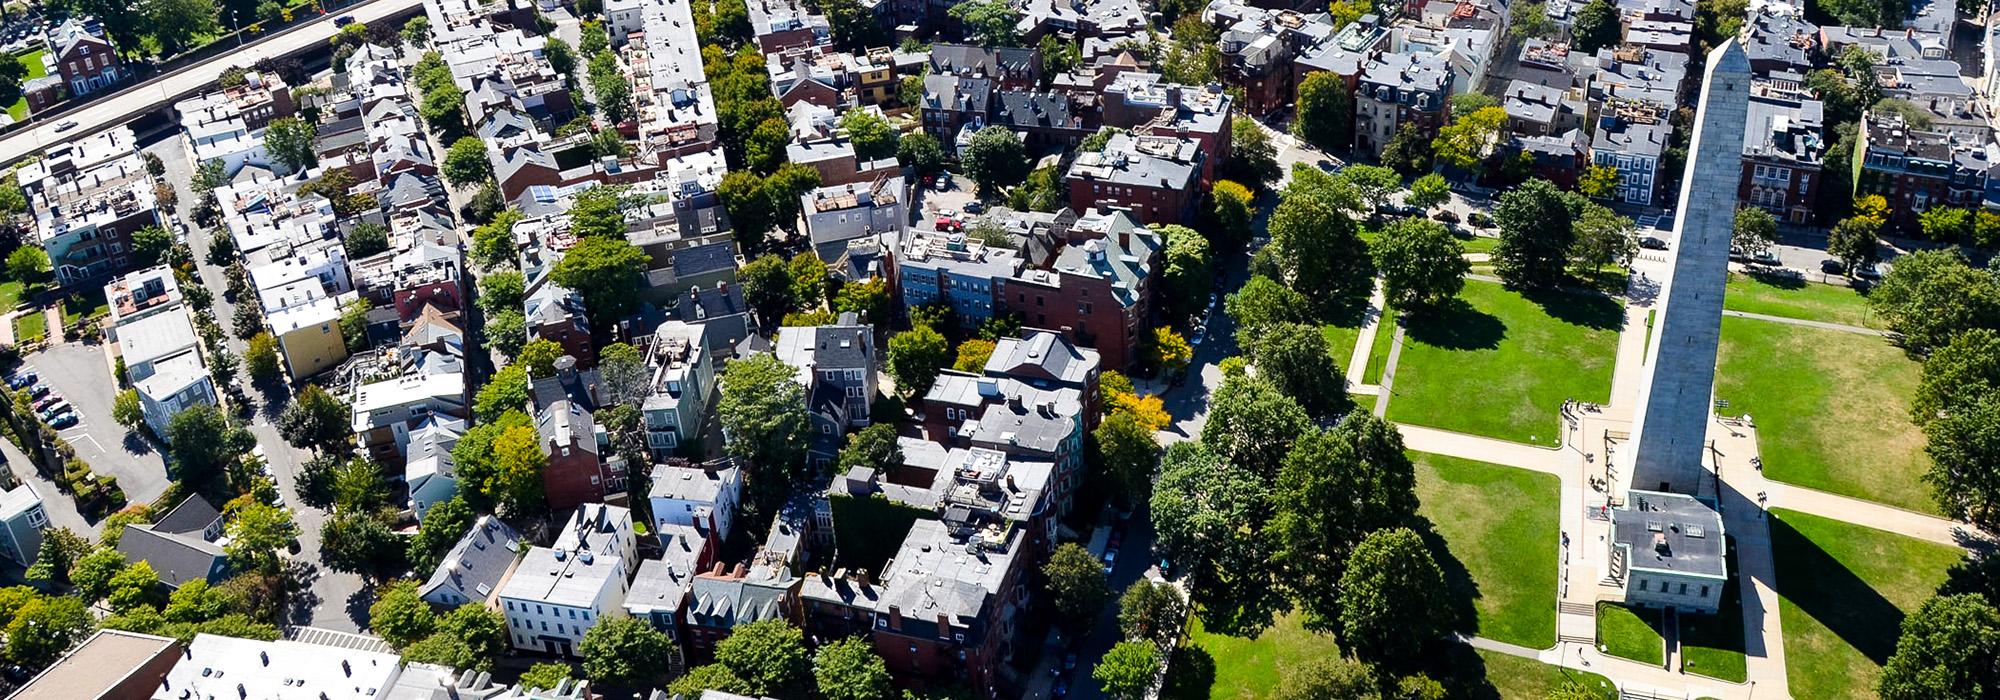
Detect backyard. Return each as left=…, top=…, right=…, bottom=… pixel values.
left=11, top=309, right=42, bottom=343
left=1715, top=316, right=1933, bottom=513
left=1723, top=272, right=1880, bottom=329
left=1771, top=509, right=1962, bottom=699
left=1412, top=451, right=1560, bottom=648
left=5, top=48, right=41, bottom=121
left=1386, top=280, right=1621, bottom=445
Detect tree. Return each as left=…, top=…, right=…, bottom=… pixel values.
left=518, top=339, right=566, bottom=379
left=887, top=325, right=951, bottom=395
left=1339, top=527, right=1453, bottom=664
left=671, top=664, right=752, bottom=697
left=1272, top=414, right=1422, bottom=631
left=1147, top=327, right=1193, bottom=376
left=488, top=425, right=548, bottom=514
left=264, top=117, right=317, bottom=173
left=1340, top=164, right=1403, bottom=216
left=486, top=309, right=527, bottom=358
left=1294, top=72, right=1353, bottom=152
left=788, top=253, right=828, bottom=309
left=1829, top=215, right=1882, bottom=277
left=948, top=0, right=1018, bottom=46
left=131, top=225, right=175, bottom=267
left=1267, top=195, right=1374, bottom=319
left=1228, top=276, right=1309, bottom=351
left=1926, top=393, right=2000, bottom=531
left=223, top=503, right=297, bottom=574
left=1094, top=641, right=1162, bottom=700
left=719, top=354, right=812, bottom=513
left=551, top=237, right=649, bottom=330
left=812, top=423, right=892, bottom=476
left=1375, top=218, right=1468, bottom=310
left=1407, top=173, right=1450, bottom=210
left=578, top=615, right=675, bottom=687
left=277, top=385, right=349, bottom=450
left=962, top=126, right=1029, bottom=194
left=344, top=221, right=390, bottom=258
left=1044, top=543, right=1112, bottom=633
left=715, top=618, right=812, bottom=697
left=113, top=389, right=145, bottom=429
left=1916, top=329, right=2000, bottom=425
left=1094, top=410, right=1160, bottom=507
left=589, top=51, right=635, bottom=125
left=475, top=366, right=532, bottom=423
left=814, top=637, right=893, bottom=700
left=1578, top=164, right=1619, bottom=199
left=1492, top=179, right=1575, bottom=290
left=1252, top=323, right=1348, bottom=418
left=1572, top=0, right=1621, bottom=53
left=1733, top=207, right=1778, bottom=258
left=146, top=0, right=222, bottom=55
left=1432, top=107, right=1506, bottom=172
left=7, top=246, right=47, bottom=284
left=1225, top=120, right=1280, bottom=186
left=568, top=186, right=629, bottom=240
left=4, top=594, right=91, bottom=670
left=739, top=254, right=795, bottom=323
left=1274, top=656, right=1381, bottom=700
left=1510, top=0, right=1557, bottom=40
left=952, top=338, right=997, bottom=372
left=520, top=663, right=573, bottom=692
left=1379, top=124, right=1435, bottom=177
left=1118, top=579, right=1185, bottom=645
left=244, top=332, right=280, bottom=383
left=1871, top=249, right=2000, bottom=354
left=897, top=132, right=944, bottom=175
left=162, top=579, right=234, bottom=623
left=839, top=110, right=899, bottom=161
left=167, top=405, right=252, bottom=487
left=322, top=512, right=406, bottom=580
left=407, top=495, right=475, bottom=572
left=1880, top=594, right=2000, bottom=700
left=834, top=277, right=891, bottom=324
left=1151, top=442, right=1281, bottom=633
left=402, top=16, right=432, bottom=45
left=1202, top=374, right=1312, bottom=478
left=1209, top=180, right=1257, bottom=249
left=1160, top=15, right=1222, bottom=84
left=443, top=137, right=492, bottom=187
left=107, top=561, right=163, bottom=613
left=1568, top=200, right=1637, bottom=279
left=69, top=547, right=128, bottom=602
left=1922, top=207, right=1975, bottom=243
left=1158, top=225, right=1213, bottom=322
left=368, top=581, right=437, bottom=649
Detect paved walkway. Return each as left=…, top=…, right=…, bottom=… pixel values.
left=1769, top=480, right=1985, bottom=547
left=1372, top=325, right=1405, bottom=417
left=1721, top=309, right=1887, bottom=336
left=1346, top=281, right=1385, bottom=387
left=1394, top=423, right=1561, bottom=474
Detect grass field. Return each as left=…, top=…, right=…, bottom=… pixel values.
left=1387, top=280, right=1620, bottom=445
left=1771, top=509, right=1962, bottom=699
left=1595, top=603, right=1664, bottom=666
left=1724, top=272, right=1880, bottom=328
left=60, top=286, right=108, bottom=326
left=1715, top=316, right=1933, bottom=513
left=1458, top=234, right=1500, bottom=255
left=0, top=280, right=22, bottom=310
left=1319, top=302, right=1369, bottom=380
left=12, top=310, right=43, bottom=342
left=1679, top=538, right=1746, bottom=682
left=1174, top=613, right=1615, bottom=700
left=1362, top=306, right=1398, bottom=385
left=1413, top=452, right=1559, bottom=648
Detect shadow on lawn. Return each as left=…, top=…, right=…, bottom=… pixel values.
left=1522, top=287, right=1624, bottom=331
left=1403, top=299, right=1505, bottom=351
left=1743, top=268, right=1809, bottom=290
left=1411, top=515, right=1483, bottom=637
left=1158, top=645, right=1216, bottom=700
left=1770, top=512, right=1906, bottom=665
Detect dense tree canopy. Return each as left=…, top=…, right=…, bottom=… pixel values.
left=1338, top=527, right=1454, bottom=665
left=1880, top=594, right=2000, bottom=700
left=1374, top=218, right=1469, bottom=310
left=1492, top=179, right=1575, bottom=290
left=719, top=353, right=813, bottom=514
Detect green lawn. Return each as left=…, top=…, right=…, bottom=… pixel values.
left=1386, top=280, right=1621, bottom=445
left=1724, top=272, right=1880, bottom=329
left=12, top=311, right=43, bottom=343
left=1413, top=452, right=1559, bottom=648
left=1362, top=306, right=1398, bottom=385
left=1458, top=234, right=1499, bottom=255
left=60, top=286, right=108, bottom=326
left=1174, top=613, right=1614, bottom=700
left=1716, top=316, right=1933, bottom=513
left=0, top=280, right=23, bottom=310
left=1771, top=509, right=1963, bottom=699
left=7, top=49, right=43, bottom=122
left=1679, top=537, right=1746, bottom=682
left=1594, top=603, right=1664, bottom=666
left=1319, top=304, right=1369, bottom=379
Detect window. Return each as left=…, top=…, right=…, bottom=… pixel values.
left=1678, top=583, right=1687, bottom=594
left=507, top=601, right=515, bottom=611
left=1700, top=585, right=1709, bottom=597
left=1637, top=579, right=1647, bottom=591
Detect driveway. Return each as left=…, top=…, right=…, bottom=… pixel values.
left=23, top=343, right=172, bottom=506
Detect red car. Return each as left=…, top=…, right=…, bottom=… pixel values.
left=934, top=216, right=961, bottom=231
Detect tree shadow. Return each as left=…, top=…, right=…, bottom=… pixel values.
left=1522, top=287, right=1625, bottom=332
left=279, top=560, right=323, bottom=627
left=1408, top=515, right=1481, bottom=636
left=1158, top=645, right=1217, bottom=700
left=120, top=431, right=156, bottom=457
left=1768, top=512, right=1907, bottom=665
left=1743, top=267, right=1807, bottom=290
left=255, top=380, right=292, bottom=423
left=1402, top=298, right=1506, bottom=351
left=345, top=580, right=380, bottom=630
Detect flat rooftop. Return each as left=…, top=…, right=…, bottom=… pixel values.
left=1613, top=490, right=1726, bottom=578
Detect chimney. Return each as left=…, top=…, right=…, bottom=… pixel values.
left=937, top=614, right=951, bottom=637
left=889, top=605, right=903, bottom=630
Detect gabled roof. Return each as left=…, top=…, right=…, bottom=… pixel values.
left=117, top=526, right=226, bottom=590
left=420, top=515, right=525, bottom=603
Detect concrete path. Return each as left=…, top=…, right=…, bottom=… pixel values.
left=1721, top=309, right=1887, bottom=337
left=1394, top=423, right=1561, bottom=474
left=1371, top=325, right=1405, bottom=417
left=1608, top=304, right=1654, bottom=408
left=1346, top=281, right=1385, bottom=387
left=41, top=307, right=61, bottom=344
left=1771, top=480, right=1984, bottom=548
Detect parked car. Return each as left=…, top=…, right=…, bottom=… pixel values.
left=1820, top=259, right=1845, bottom=275
left=53, top=120, right=77, bottom=132
left=1856, top=263, right=1883, bottom=280
left=1639, top=236, right=1668, bottom=250
left=39, top=406, right=69, bottom=423
left=334, top=14, right=356, bottom=25
left=47, top=412, right=77, bottom=429
left=1728, top=246, right=1749, bottom=262
left=934, top=174, right=953, bottom=191
left=27, top=384, right=49, bottom=398
left=7, top=372, right=36, bottom=389
left=1432, top=210, right=1460, bottom=224
left=933, top=216, right=961, bottom=231
left=1316, top=159, right=1342, bottom=173
left=963, top=200, right=985, bottom=213
left=1102, top=549, right=1117, bottom=574
left=1752, top=250, right=1780, bottom=266
left=32, top=392, right=62, bottom=410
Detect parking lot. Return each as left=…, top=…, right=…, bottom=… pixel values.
left=909, top=172, right=982, bottom=229
left=23, top=344, right=173, bottom=506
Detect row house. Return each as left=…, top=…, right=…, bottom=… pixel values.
left=1502, top=79, right=1589, bottom=137
left=1737, top=91, right=1827, bottom=223
left=929, top=45, right=1042, bottom=90
left=45, top=18, right=126, bottom=100
left=1016, top=0, right=1149, bottom=40
left=992, top=91, right=1094, bottom=150
left=1063, top=133, right=1201, bottom=225
left=498, top=504, right=639, bottom=657
left=1857, top=111, right=1997, bottom=232
left=789, top=104, right=904, bottom=186
left=1202, top=0, right=1339, bottom=117
left=618, top=0, right=723, bottom=161
left=418, top=514, right=524, bottom=607
left=802, top=175, right=907, bottom=263
left=647, top=460, right=742, bottom=542
left=1097, top=73, right=1234, bottom=187
left=640, top=322, right=719, bottom=460
left=623, top=522, right=717, bottom=676
left=16, top=127, right=155, bottom=285
left=1353, top=51, right=1452, bottom=160
left=774, top=313, right=878, bottom=467
left=767, top=45, right=926, bottom=108
left=104, top=268, right=218, bottom=440
left=250, top=236, right=355, bottom=381
left=747, top=0, right=831, bottom=52
left=175, top=71, right=299, bottom=178
left=1743, top=10, right=1816, bottom=76
left=348, top=347, right=472, bottom=466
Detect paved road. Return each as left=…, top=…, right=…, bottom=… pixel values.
left=0, top=0, right=422, bottom=166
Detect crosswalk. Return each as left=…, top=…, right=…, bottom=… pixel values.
left=283, top=626, right=394, bottom=654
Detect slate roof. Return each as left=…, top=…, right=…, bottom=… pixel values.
left=117, top=526, right=226, bottom=590
left=985, top=330, right=1097, bottom=387
left=419, top=515, right=525, bottom=603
